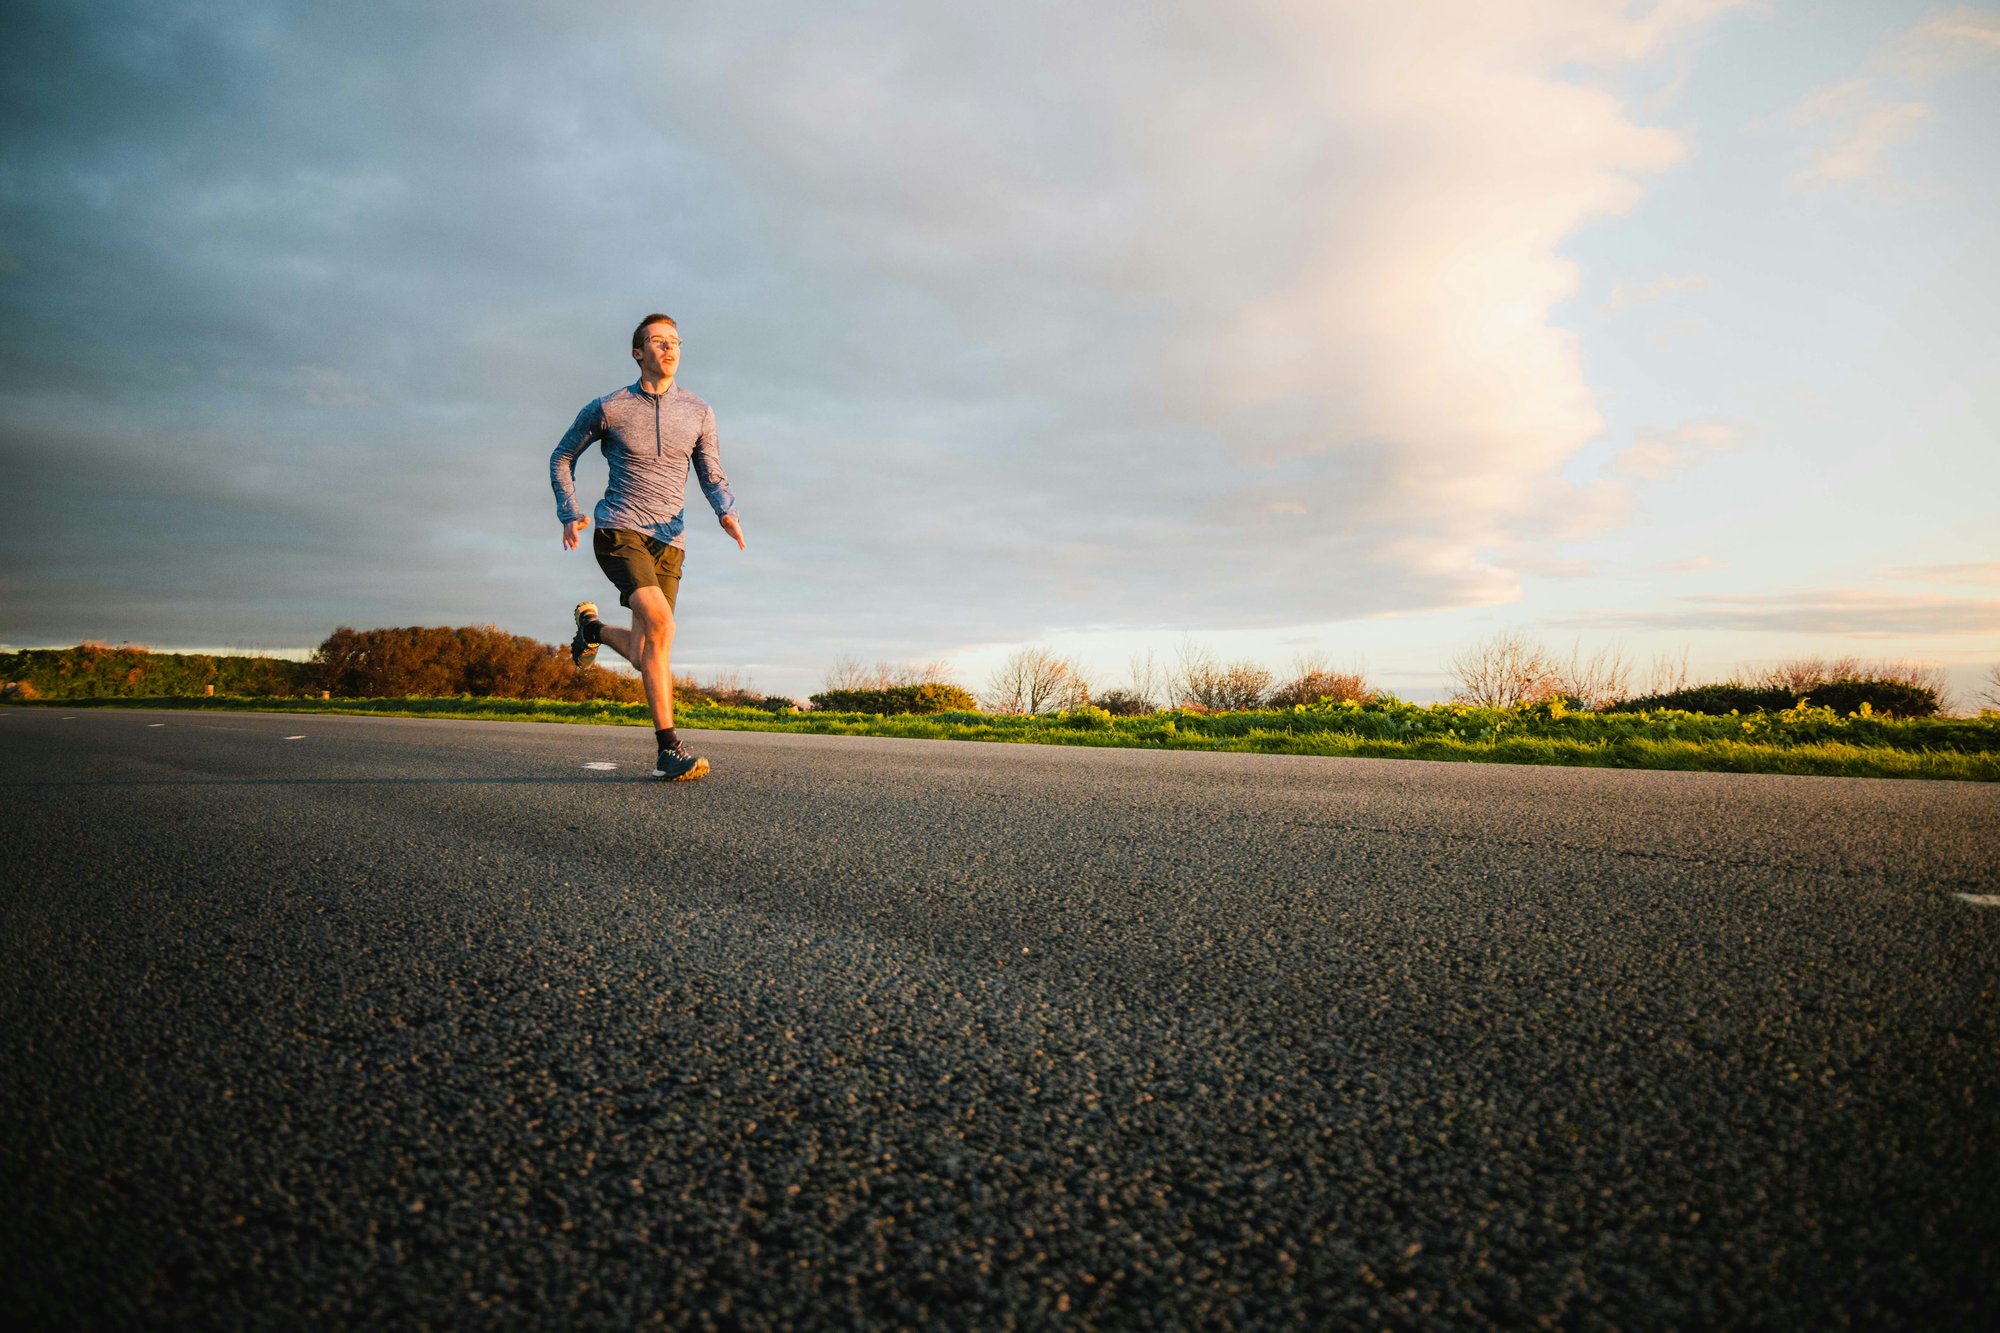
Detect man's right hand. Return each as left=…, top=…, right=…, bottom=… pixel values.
left=562, top=517, right=590, bottom=550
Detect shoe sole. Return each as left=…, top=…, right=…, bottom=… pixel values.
left=572, top=602, right=600, bottom=668
left=653, top=758, right=710, bottom=782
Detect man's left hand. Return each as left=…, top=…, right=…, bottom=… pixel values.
left=720, top=514, right=746, bottom=550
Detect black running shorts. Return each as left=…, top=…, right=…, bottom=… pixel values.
left=592, top=527, right=683, bottom=611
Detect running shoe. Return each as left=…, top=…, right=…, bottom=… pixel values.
left=571, top=601, right=601, bottom=667
left=653, top=742, right=710, bottom=782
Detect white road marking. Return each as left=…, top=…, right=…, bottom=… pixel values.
left=61, top=716, right=76, bottom=720
left=147, top=723, right=165, bottom=728
left=1954, top=893, right=2000, bottom=909
left=284, top=735, right=306, bottom=741
left=582, top=761, right=619, bottom=770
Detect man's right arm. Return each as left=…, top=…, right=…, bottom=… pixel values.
left=549, top=401, right=602, bottom=545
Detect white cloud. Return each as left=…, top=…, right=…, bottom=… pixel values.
left=1570, top=590, right=2000, bottom=636
left=623, top=0, right=1726, bottom=629
left=1614, top=420, right=1738, bottom=480
left=1885, top=5, right=2000, bottom=80
left=1792, top=100, right=1932, bottom=188
left=1787, top=5, right=1999, bottom=192
left=1605, top=272, right=1708, bottom=312
left=1881, top=562, right=2000, bottom=586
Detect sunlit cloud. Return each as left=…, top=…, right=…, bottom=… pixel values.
left=1788, top=5, right=1999, bottom=192
left=1604, top=272, right=1708, bottom=313
left=1884, top=5, right=2000, bottom=80
left=1569, top=590, right=2000, bottom=637
left=1881, top=562, right=2000, bottom=587
left=1792, top=100, right=1932, bottom=188
left=1613, top=421, right=1738, bottom=480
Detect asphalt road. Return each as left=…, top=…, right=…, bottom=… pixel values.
left=2, top=707, right=1996, bottom=1330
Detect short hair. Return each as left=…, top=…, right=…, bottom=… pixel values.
left=632, top=313, right=678, bottom=350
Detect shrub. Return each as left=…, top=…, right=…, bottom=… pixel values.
left=1752, top=656, right=1950, bottom=708
left=1268, top=668, right=1370, bottom=708
left=1800, top=678, right=1938, bottom=718
left=0, top=645, right=309, bottom=699
left=1608, top=683, right=1793, bottom=715
left=1060, top=706, right=1114, bottom=730
left=309, top=625, right=640, bottom=702
left=1094, top=688, right=1153, bottom=716
left=1181, top=659, right=1272, bottom=710
left=1609, top=678, right=1939, bottom=718
left=809, top=683, right=979, bottom=715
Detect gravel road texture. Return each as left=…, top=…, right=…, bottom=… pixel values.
left=2, top=707, right=1997, bottom=1329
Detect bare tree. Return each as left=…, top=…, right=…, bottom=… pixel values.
left=1982, top=663, right=2000, bottom=712
left=1549, top=642, right=1632, bottom=710
left=821, top=655, right=873, bottom=692
left=1173, top=639, right=1272, bottom=710
left=1125, top=648, right=1170, bottom=711
left=1751, top=656, right=1864, bottom=694
left=1644, top=648, right=1692, bottom=696
left=822, top=656, right=959, bottom=692
left=1447, top=630, right=1560, bottom=707
left=985, top=646, right=1089, bottom=713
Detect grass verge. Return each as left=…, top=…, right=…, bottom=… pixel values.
left=14, top=694, right=1999, bottom=781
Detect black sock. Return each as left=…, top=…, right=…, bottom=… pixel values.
left=656, top=727, right=678, bottom=750
left=583, top=616, right=602, bottom=644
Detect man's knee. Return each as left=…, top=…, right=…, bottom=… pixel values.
left=630, top=588, right=676, bottom=647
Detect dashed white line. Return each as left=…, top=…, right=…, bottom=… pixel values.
left=283, top=735, right=306, bottom=741
left=147, top=723, right=165, bottom=728
left=582, top=761, right=618, bottom=771
left=1953, top=893, right=2000, bottom=909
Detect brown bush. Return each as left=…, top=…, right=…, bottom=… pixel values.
left=1268, top=654, right=1371, bottom=707
left=1173, top=641, right=1271, bottom=710
left=309, top=625, right=638, bottom=701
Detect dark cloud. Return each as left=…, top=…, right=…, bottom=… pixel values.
left=1, top=1, right=1708, bottom=683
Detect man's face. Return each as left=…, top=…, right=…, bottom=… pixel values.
left=633, top=323, right=681, bottom=380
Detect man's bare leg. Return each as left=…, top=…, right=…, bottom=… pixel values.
left=597, top=586, right=675, bottom=729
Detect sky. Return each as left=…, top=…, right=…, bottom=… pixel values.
left=2, top=0, right=1996, bottom=706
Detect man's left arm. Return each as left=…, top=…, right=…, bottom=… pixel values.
left=694, top=405, right=745, bottom=550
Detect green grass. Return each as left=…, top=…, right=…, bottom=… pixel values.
left=17, top=693, right=1999, bottom=781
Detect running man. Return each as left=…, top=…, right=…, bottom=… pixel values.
left=550, top=313, right=745, bottom=781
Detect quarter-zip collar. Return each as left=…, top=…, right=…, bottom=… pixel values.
left=630, top=380, right=672, bottom=455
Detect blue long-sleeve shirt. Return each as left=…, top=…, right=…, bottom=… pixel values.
left=549, top=382, right=737, bottom=549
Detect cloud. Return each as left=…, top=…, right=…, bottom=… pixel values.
left=1604, top=272, right=1708, bottom=313
left=0, top=0, right=1738, bottom=667
left=1613, top=420, right=1738, bottom=480
left=1512, top=557, right=1598, bottom=579
left=1881, top=562, right=2000, bottom=587
left=1653, top=555, right=1725, bottom=573
left=1787, top=5, right=1999, bottom=191
left=1562, top=590, right=2000, bottom=637
left=1884, top=5, right=2000, bottom=80
left=1791, top=100, right=1932, bottom=189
